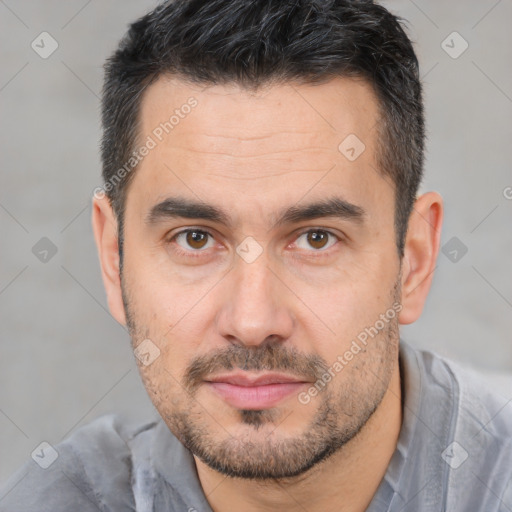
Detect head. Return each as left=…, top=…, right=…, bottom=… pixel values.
left=93, top=0, right=442, bottom=479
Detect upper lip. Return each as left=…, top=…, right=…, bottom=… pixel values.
left=205, top=372, right=309, bottom=387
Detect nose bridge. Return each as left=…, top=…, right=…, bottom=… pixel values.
left=217, top=249, right=293, bottom=346
left=236, top=254, right=274, bottom=310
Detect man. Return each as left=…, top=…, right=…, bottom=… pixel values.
left=2, top=0, right=511, bottom=510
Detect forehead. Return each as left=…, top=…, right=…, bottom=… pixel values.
left=139, top=74, right=379, bottom=148
left=126, top=75, right=391, bottom=229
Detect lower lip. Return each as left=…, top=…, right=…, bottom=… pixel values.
left=207, top=382, right=307, bottom=409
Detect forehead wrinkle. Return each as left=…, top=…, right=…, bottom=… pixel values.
left=203, top=169, right=320, bottom=181
left=164, top=146, right=338, bottom=159
left=164, top=127, right=340, bottom=156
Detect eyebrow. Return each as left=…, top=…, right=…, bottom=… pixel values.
left=145, top=195, right=366, bottom=229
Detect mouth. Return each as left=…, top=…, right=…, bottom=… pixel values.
left=204, top=372, right=310, bottom=409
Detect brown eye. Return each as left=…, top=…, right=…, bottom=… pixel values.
left=295, top=229, right=338, bottom=252
left=186, top=230, right=208, bottom=249
left=307, top=231, right=328, bottom=249
left=174, top=229, right=213, bottom=251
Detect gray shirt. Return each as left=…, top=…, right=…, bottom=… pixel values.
left=1, top=340, right=512, bottom=511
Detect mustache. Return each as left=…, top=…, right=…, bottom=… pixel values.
left=183, top=342, right=330, bottom=392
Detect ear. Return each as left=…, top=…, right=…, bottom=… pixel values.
left=91, top=195, right=127, bottom=326
left=398, top=191, right=443, bottom=325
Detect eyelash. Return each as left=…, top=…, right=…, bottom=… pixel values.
left=167, top=227, right=342, bottom=259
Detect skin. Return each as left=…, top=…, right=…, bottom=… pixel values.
left=92, top=75, right=443, bottom=512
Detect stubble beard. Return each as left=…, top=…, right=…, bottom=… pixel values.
left=122, top=273, right=401, bottom=480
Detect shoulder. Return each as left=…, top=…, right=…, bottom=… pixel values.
left=416, top=346, right=512, bottom=439
left=406, top=343, right=512, bottom=511
left=0, top=414, right=159, bottom=512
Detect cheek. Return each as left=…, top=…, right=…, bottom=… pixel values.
left=124, top=262, right=217, bottom=388
left=138, top=363, right=184, bottom=413
left=125, top=245, right=221, bottom=328
left=123, top=255, right=181, bottom=332
left=298, top=256, right=398, bottom=350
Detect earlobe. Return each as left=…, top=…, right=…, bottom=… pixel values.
left=398, top=192, right=443, bottom=325
left=91, top=196, right=127, bottom=326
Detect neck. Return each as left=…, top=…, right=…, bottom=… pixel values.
left=195, top=360, right=402, bottom=512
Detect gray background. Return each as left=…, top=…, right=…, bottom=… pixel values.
left=1, top=0, right=511, bottom=488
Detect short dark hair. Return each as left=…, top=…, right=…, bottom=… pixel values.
left=101, top=0, right=424, bottom=263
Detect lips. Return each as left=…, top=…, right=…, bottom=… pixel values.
left=204, top=372, right=309, bottom=409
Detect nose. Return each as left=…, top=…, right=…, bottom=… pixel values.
left=216, top=252, right=294, bottom=348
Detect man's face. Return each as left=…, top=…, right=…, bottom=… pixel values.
left=120, top=75, right=402, bottom=478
